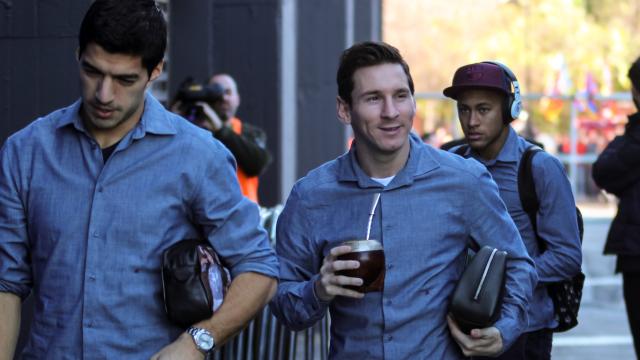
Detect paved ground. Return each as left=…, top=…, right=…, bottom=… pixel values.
left=551, top=201, right=637, bottom=360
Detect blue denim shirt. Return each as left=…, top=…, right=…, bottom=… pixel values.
left=0, top=93, right=279, bottom=359
left=454, top=127, right=582, bottom=331
left=270, top=134, right=536, bottom=359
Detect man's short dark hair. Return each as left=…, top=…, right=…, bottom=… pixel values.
left=78, top=0, right=167, bottom=77
left=336, top=41, right=415, bottom=105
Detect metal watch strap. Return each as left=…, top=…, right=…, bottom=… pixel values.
left=187, top=326, right=215, bottom=353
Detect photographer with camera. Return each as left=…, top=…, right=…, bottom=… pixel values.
left=173, top=74, right=272, bottom=204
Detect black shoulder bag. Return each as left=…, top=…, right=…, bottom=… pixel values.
left=450, top=246, right=508, bottom=334
left=162, top=239, right=231, bottom=328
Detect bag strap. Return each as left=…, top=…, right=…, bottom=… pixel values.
left=517, top=146, right=545, bottom=250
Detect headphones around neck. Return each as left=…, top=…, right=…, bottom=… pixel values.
left=482, top=61, right=522, bottom=123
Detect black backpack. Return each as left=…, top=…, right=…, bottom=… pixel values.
left=518, top=146, right=585, bottom=332
left=454, top=145, right=585, bottom=332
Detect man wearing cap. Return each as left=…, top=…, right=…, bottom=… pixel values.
left=592, top=56, right=640, bottom=359
left=443, top=62, right=582, bottom=359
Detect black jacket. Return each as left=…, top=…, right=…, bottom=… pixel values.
left=592, top=112, right=640, bottom=256
left=214, top=120, right=271, bottom=177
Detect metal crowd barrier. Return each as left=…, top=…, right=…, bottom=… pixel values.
left=213, top=306, right=329, bottom=360
left=211, top=205, right=330, bottom=360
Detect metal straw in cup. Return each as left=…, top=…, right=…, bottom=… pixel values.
left=338, top=192, right=384, bottom=292
left=365, top=193, right=381, bottom=240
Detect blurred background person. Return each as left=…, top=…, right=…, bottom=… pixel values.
left=591, top=56, right=640, bottom=360
left=173, top=73, right=272, bottom=204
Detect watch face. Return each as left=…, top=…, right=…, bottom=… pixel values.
left=196, top=332, right=214, bottom=351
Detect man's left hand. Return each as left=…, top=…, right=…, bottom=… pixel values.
left=447, top=314, right=503, bottom=357
left=150, top=332, right=205, bottom=360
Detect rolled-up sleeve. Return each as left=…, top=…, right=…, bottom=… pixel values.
left=269, top=185, right=329, bottom=331
left=190, top=143, right=278, bottom=279
left=0, top=141, right=33, bottom=299
left=466, top=167, right=537, bottom=350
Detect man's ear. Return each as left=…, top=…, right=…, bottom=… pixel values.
left=336, top=96, right=351, bottom=125
left=148, top=60, right=165, bottom=84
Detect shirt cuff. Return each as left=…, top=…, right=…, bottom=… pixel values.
left=494, top=315, right=525, bottom=352
left=305, top=274, right=331, bottom=312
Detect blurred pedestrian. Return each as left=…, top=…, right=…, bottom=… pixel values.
left=173, top=74, right=272, bottom=204
left=592, top=55, right=640, bottom=359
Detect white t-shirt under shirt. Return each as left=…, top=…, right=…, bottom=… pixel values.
left=371, top=175, right=395, bottom=186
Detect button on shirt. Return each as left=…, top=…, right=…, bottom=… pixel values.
left=270, top=134, right=537, bottom=359
left=455, top=127, right=582, bottom=331
left=0, top=93, right=279, bottom=359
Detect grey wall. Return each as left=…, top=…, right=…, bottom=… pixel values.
left=294, top=0, right=381, bottom=194
left=211, top=0, right=282, bottom=206
left=0, top=0, right=91, bottom=146
left=295, top=0, right=348, bottom=179
left=168, top=0, right=216, bottom=97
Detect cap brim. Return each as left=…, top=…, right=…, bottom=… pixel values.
left=442, top=85, right=508, bottom=100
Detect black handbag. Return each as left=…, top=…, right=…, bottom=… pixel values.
left=450, top=246, right=507, bottom=334
left=162, top=239, right=231, bottom=328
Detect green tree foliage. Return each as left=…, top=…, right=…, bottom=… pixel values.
left=384, top=0, right=639, bottom=94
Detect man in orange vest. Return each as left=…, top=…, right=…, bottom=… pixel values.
left=190, top=74, right=271, bottom=203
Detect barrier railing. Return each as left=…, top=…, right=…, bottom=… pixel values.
left=212, top=205, right=330, bottom=360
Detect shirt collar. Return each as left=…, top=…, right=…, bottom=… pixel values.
left=55, top=92, right=177, bottom=138
left=468, top=126, right=519, bottom=166
left=494, top=126, right=520, bottom=163
left=337, top=132, right=440, bottom=189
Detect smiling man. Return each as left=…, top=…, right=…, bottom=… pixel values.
left=0, top=1, right=278, bottom=359
left=269, top=42, right=536, bottom=359
left=443, top=62, right=582, bottom=360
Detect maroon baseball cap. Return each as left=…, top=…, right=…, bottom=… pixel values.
left=443, top=62, right=511, bottom=100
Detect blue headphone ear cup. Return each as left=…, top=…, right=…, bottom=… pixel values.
left=511, top=98, right=522, bottom=119
left=509, top=79, right=522, bottom=120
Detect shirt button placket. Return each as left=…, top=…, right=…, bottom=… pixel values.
left=84, top=178, right=105, bottom=354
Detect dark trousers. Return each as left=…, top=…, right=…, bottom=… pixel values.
left=473, top=328, right=552, bottom=360
left=623, top=272, right=640, bottom=359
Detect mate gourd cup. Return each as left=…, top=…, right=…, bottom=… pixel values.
left=336, top=239, right=385, bottom=292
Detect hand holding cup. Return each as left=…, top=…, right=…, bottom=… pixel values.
left=315, top=244, right=367, bottom=302
left=315, top=193, right=385, bottom=301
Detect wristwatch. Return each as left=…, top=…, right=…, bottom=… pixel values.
left=187, top=326, right=215, bottom=354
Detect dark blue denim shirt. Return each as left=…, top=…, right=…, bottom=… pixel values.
left=0, top=93, right=279, bottom=359
left=455, top=127, right=582, bottom=331
left=271, top=134, right=536, bottom=359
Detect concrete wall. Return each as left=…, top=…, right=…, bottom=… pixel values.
left=0, top=0, right=91, bottom=145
